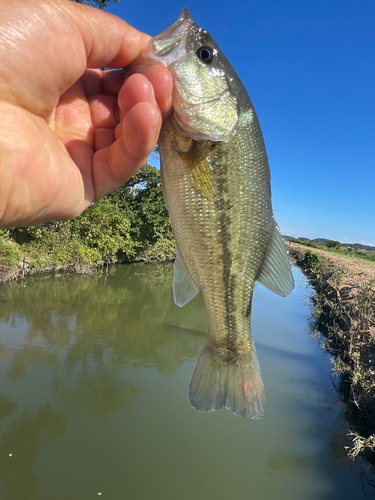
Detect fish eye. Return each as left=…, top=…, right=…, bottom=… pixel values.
left=196, top=46, right=215, bottom=64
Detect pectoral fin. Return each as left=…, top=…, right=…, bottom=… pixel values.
left=180, top=142, right=215, bottom=198
left=173, top=248, right=199, bottom=307
left=257, top=222, right=294, bottom=297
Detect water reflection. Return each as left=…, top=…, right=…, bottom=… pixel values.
left=267, top=451, right=312, bottom=475
left=0, top=406, right=66, bottom=499
left=1, top=263, right=205, bottom=374
left=0, top=263, right=374, bottom=500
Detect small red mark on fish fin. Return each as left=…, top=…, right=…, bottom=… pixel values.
left=242, top=381, right=247, bottom=397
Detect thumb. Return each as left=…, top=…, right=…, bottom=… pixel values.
left=65, top=0, right=150, bottom=69
left=0, top=0, right=151, bottom=116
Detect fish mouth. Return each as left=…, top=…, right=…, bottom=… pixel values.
left=146, top=9, right=194, bottom=66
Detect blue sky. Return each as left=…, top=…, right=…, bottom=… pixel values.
left=106, top=0, right=375, bottom=246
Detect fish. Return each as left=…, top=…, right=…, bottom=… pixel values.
left=135, top=9, right=294, bottom=418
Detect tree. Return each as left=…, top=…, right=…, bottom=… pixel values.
left=327, top=240, right=341, bottom=250
left=72, top=0, right=119, bottom=10
left=108, top=164, right=173, bottom=251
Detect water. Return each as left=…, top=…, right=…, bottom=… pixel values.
left=0, top=263, right=374, bottom=499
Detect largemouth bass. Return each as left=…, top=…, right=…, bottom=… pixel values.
left=135, top=9, right=294, bottom=418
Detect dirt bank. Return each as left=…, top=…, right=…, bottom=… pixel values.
left=287, top=242, right=375, bottom=458
left=288, top=243, right=375, bottom=283
left=0, top=260, right=98, bottom=285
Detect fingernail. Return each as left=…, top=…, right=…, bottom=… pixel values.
left=150, top=106, right=160, bottom=131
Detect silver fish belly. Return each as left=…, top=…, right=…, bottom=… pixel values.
left=140, top=9, right=294, bottom=418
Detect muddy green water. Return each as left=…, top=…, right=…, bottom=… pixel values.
left=0, top=263, right=374, bottom=499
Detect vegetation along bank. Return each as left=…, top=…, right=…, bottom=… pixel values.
left=286, top=238, right=375, bottom=459
left=0, top=164, right=175, bottom=284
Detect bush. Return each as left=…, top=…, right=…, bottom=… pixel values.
left=327, top=240, right=341, bottom=250
left=1, top=163, right=175, bottom=269
left=0, top=239, right=22, bottom=269
left=304, top=250, right=322, bottom=279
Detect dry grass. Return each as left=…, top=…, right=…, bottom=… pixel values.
left=287, top=242, right=375, bottom=459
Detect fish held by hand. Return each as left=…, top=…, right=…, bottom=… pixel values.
left=135, top=9, right=294, bottom=418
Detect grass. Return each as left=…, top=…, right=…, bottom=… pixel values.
left=0, top=238, right=23, bottom=269
left=288, top=243, right=375, bottom=460
left=285, top=237, right=375, bottom=266
left=347, top=432, right=375, bottom=460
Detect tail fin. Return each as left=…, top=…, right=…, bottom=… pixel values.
left=189, top=344, right=265, bottom=419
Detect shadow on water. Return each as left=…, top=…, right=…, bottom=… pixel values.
left=0, top=263, right=374, bottom=499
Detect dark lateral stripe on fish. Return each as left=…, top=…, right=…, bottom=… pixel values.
left=215, top=162, right=239, bottom=356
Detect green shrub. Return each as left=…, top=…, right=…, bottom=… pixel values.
left=304, top=250, right=322, bottom=279
left=1, top=163, right=174, bottom=269
left=0, top=240, right=22, bottom=269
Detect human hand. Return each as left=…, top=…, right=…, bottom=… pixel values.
left=0, top=0, right=172, bottom=228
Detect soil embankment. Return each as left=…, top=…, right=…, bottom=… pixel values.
left=0, top=258, right=97, bottom=285
left=288, top=243, right=375, bottom=283
left=287, top=242, right=375, bottom=458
